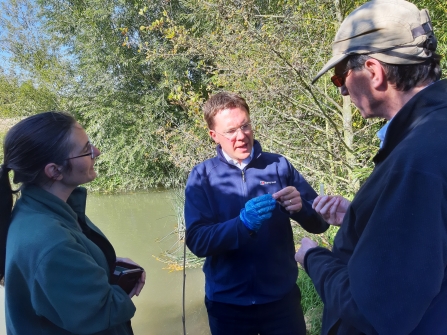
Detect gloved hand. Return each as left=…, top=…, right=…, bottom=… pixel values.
left=239, top=194, right=276, bottom=232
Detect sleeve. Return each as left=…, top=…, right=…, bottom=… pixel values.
left=31, top=240, right=135, bottom=334
left=184, top=168, right=252, bottom=257
left=288, top=162, right=329, bottom=234
left=305, top=168, right=447, bottom=334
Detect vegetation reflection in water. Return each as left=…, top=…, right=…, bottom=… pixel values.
left=0, top=190, right=210, bottom=335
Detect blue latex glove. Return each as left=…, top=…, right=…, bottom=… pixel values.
left=240, top=194, right=276, bottom=232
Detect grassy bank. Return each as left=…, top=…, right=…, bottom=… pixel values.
left=298, top=269, right=324, bottom=335
left=0, top=131, right=5, bottom=161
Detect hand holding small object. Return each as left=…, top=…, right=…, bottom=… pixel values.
left=116, top=257, right=146, bottom=298
left=272, top=186, right=302, bottom=213
left=312, top=195, right=350, bottom=226
left=239, top=194, right=276, bottom=232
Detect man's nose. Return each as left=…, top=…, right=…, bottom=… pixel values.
left=340, top=85, right=349, bottom=96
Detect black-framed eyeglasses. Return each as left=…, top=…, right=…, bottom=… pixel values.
left=331, top=68, right=352, bottom=87
left=65, top=141, right=95, bottom=160
left=215, top=123, right=252, bottom=140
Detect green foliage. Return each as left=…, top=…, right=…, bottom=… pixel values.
left=417, top=0, right=447, bottom=78
left=30, top=0, right=211, bottom=190
left=0, top=0, right=74, bottom=93
left=0, top=130, right=5, bottom=159
left=298, top=269, right=323, bottom=335
left=156, top=187, right=205, bottom=269
left=2, top=0, right=446, bottom=331
left=142, top=0, right=380, bottom=198
left=0, top=74, right=58, bottom=117
left=2, top=0, right=445, bottom=193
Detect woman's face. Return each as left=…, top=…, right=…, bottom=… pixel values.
left=62, top=123, right=100, bottom=187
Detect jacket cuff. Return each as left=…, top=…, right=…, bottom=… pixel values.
left=303, top=246, right=323, bottom=273
left=237, top=217, right=257, bottom=238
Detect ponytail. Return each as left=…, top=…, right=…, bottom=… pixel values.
left=0, top=164, right=13, bottom=284
left=0, top=111, right=77, bottom=285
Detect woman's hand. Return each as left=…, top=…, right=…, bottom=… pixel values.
left=116, top=257, right=146, bottom=298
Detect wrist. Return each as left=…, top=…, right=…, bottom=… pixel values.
left=239, top=208, right=260, bottom=232
left=303, top=246, right=319, bottom=272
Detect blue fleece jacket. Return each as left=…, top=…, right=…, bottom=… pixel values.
left=185, top=141, right=328, bottom=305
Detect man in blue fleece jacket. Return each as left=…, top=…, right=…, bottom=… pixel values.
left=296, top=1, right=447, bottom=334
left=185, top=92, right=329, bottom=335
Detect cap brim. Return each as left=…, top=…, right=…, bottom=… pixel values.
left=311, top=53, right=349, bottom=84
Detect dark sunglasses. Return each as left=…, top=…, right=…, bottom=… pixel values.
left=330, top=68, right=352, bottom=88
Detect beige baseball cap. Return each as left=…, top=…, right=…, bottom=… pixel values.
left=312, top=0, right=437, bottom=84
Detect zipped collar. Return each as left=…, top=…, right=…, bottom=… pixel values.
left=216, top=140, right=263, bottom=169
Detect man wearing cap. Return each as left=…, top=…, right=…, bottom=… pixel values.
left=295, top=0, right=447, bottom=334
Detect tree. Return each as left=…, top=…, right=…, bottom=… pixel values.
left=0, top=71, right=58, bottom=117
left=140, top=0, right=446, bottom=196
left=141, top=0, right=382, bottom=198
left=0, top=0, right=67, bottom=116
left=1, top=0, right=445, bottom=193
left=31, top=0, right=210, bottom=190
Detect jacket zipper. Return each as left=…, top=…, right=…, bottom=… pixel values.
left=241, top=170, right=246, bottom=182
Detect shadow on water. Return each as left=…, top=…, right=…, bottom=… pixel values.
left=0, top=190, right=210, bottom=335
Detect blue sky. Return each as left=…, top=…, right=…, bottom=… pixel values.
left=0, top=0, right=44, bottom=77
left=0, top=0, right=20, bottom=75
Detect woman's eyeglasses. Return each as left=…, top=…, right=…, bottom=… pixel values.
left=66, top=141, right=95, bottom=160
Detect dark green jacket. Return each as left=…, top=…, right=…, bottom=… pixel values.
left=5, top=186, right=135, bottom=335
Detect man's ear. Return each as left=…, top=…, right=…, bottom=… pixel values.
left=364, top=58, right=387, bottom=90
left=209, top=129, right=219, bottom=144
left=44, top=163, right=63, bottom=181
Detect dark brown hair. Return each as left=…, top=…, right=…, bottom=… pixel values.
left=0, top=111, right=76, bottom=283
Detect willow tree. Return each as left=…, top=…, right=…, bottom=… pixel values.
left=2, top=0, right=444, bottom=193
left=140, top=0, right=383, bottom=198
left=0, top=0, right=66, bottom=116
left=30, top=0, right=213, bottom=190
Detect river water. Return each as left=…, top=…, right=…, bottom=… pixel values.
left=0, top=190, right=210, bottom=335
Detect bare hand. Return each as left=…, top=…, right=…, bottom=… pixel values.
left=312, top=195, right=350, bottom=226
left=295, top=237, right=318, bottom=266
left=116, top=257, right=146, bottom=298
left=272, top=186, right=302, bottom=213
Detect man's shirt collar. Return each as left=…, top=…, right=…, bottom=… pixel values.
left=222, top=147, right=254, bottom=170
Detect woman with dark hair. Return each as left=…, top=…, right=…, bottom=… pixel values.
left=0, top=112, right=144, bottom=334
